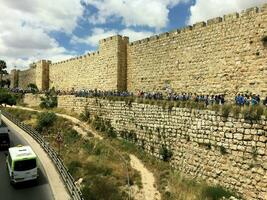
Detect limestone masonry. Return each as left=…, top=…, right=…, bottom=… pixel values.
left=11, top=4, right=267, bottom=99
left=38, top=95, right=265, bottom=200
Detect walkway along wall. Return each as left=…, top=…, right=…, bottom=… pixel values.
left=55, top=95, right=267, bottom=200
left=11, top=4, right=267, bottom=99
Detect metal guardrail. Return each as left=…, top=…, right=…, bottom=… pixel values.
left=1, top=110, right=84, bottom=200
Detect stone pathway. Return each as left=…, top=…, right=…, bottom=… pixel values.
left=9, top=105, right=161, bottom=200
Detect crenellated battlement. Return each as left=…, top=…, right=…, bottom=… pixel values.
left=129, top=4, right=266, bottom=46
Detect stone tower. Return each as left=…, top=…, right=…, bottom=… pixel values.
left=36, top=60, right=51, bottom=91
left=99, top=35, right=129, bottom=91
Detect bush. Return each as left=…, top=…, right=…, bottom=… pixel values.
left=92, top=116, right=117, bottom=138
left=67, top=161, right=82, bottom=177
left=261, top=35, right=267, bottom=47
left=202, top=185, right=235, bottom=200
left=252, top=146, right=258, bottom=160
left=80, top=107, right=91, bottom=122
left=64, top=129, right=81, bottom=144
left=232, top=105, right=241, bottom=118
left=254, top=105, right=264, bottom=120
left=36, top=112, right=57, bottom=131
left=212, top=104, right=220, bottom=113
left=221, top=104, right=231, bottom=118
left=242, top=106, right=263, bottom=121
left=27, top=83, right=38, bottom=94
left=81, top=177, right=122, bottom=200
left=220, top=146, right=227, bottom=155
left=39, top=88, right=57, bottom=109
left=0, top=89, right=17, bottom=106
left=159, top=145, right=173, bottom=162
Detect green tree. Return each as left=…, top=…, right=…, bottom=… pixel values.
left=39, top=87, right=57, bottom=109
left=0, top=89, right=16, bottom=106
left=0, top=60, right=7, bottom=87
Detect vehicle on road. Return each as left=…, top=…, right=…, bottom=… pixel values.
left=0, top=126, right=10, bottom=150
left=6, top=145, right=38, bottom=184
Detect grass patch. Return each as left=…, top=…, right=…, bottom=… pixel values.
left=4, top=108, right=140, bottom=200
left=202, top=185, right=235, bottom=200
left=5, top=107, right=240, bottom=200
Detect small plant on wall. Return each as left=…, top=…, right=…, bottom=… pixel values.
left=159, top=145, right=173, bottom=162
left=261, top=35, right=267, bottom=47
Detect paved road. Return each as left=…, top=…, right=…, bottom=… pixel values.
left=0, top=123, right=54, bottom=200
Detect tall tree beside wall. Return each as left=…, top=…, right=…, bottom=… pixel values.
left=0, top=60, right=7, bottom=87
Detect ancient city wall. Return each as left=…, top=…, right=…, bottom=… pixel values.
left=17, top=67, right=36, bottom=89
left=56, top=95, right=267, bottom=200
left=10, top=4, right=267, bottom=98
left=127, top=5, right=267, bottom=98
left=49, top=36, right=128, bottom=91
left=23, top=93, right=44, bottom=107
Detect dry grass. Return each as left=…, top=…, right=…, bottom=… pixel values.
left=4, top=108, right=142, bottom=200
left=5, top=107, right=239, bottom=200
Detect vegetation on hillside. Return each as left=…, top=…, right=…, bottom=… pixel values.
left=4, top=108, right=141, bottom=200
left=0, top=88, right=21, bottom=106
left=4, top=107, right=239, bottom=200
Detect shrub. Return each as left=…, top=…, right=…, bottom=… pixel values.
left=219, top=146, right=227, bottom=155
left=202, top=185, right=235, bottom=200
left=92, top=116, right=117, bottom=138
left=81, top=177, right=122, bottom=200
left=39, top=88, right=57, bottom=109
left=80, top=107, right=91, bottom=122
left=67, top=161, right=82, bottom=177
left=64, top=129, right=81, bottom=144
left=159, top=145, right=173, bottom=162
left=0, top=89, right=17, bottom=106
left=221, top=104, right=231, bottom=118
left=27, top=83, right=38, bottom=94
left=252, top=146, right=258, bottom=160
left=254, top=105, right=264, bottom=120
left=261, top=35, right=267, bottom=47
left=232, top=105, right=241, bottom=118
left=242, top=106, right=263, bottom=121
left=36, top=112, right=57, bottom=131
left=168, top=101, right=174, bottom=112
left=212, top=104, right=220, bottom=113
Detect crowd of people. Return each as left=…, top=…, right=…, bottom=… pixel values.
left=235, top=94, right=265, bottom=106
left=8, top=87, right=267, bottom=107
left=73, top=89, right=133, bottom=98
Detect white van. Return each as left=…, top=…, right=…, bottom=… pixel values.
left=6, top=145, right=38, bottom=184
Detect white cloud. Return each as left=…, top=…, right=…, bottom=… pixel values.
left=2, top=0, right=83, bottom=33
left=71, top=28, right=154, bottom=47
left=84, top=0, right=190, bottom=29
left=188, top=0, right=267, bottom=25
left=0, top=0, right=84, bottom=71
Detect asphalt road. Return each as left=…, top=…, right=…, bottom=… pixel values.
left=0, top=123, right=54, bottom=200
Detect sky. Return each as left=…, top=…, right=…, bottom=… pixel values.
left=0, top=0, right=266, bottom=71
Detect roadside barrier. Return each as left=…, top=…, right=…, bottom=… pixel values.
left=1, top=110, right=84, bottom=200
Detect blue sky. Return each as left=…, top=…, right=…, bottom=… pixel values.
left=0, top=0, right=266, bottom=70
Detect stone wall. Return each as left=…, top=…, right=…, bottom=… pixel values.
left=17, top=67, right=36, bottom=89
left=36, top=60, right=50, bottom=91
left=49, top=36, right=128, bottom=91
left=23, top=93, right=44, bottom=107
left=57, top=95, right=266, bottom=200
left=127, top=5, right=267, bottom=99
left=10, top=4, right=267, bottom=98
